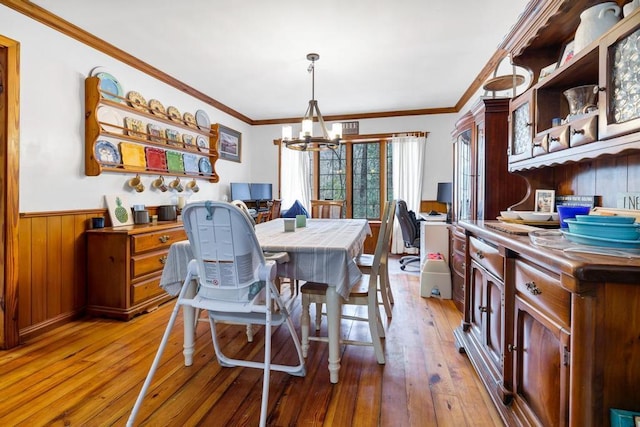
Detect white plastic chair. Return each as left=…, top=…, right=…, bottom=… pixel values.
left=128, top=201, right=305, bottom=427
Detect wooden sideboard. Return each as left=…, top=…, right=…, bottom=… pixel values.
left=454, top=221, right=640, bottom=426
left=86, top=222, right=187, bottom=320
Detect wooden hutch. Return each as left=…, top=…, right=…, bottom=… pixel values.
left=451, top=0, right=640, bottom=425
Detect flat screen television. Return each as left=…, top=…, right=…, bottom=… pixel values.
left=250, top=183, right=273, bottom=201
left=230, top=182, right=251, bottom=201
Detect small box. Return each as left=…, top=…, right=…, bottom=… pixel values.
left=284, top=219, right=296, bottom=232
left=420, top=253, right=451, bottom=299
left=610, top=408, right=640, bottom=427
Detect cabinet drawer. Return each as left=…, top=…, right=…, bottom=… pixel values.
left=131, top=250, right=169, bottom=279
left=131, top=228, right=186, bottom=254
left=547, top=125, right=570, bottom=152
left=532, top=133, right=549, bottom=157
left=131, top=276, right=165, bottom=305
left=453, top=236, right=466, bottom=254
left=514, top=259, right=570, bottom=327
left=452, top=251, right=465, bottom=276
left=569, top=113, right=597, bottom=147
left=469, top=237, right=503, bottom=280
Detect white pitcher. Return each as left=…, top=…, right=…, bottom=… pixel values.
left=623, top=0, right=640, bottom=17
left=574, top=2, right=621, bottom=52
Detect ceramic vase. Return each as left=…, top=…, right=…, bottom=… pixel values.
left=574, top=2, right=621, bottom=52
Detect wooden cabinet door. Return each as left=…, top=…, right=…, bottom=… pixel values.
left=512, top=296, right=570, bottom=427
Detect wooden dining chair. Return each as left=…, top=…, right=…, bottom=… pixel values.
left=268, top=199, right=282, bottom=220
left=355, top=199, right=396, bottom=318
left=310, top=199, right=345, bottom=218
left=299, top=212, right=387, bottom=364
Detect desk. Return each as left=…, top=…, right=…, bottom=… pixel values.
left=160, top=218, right=371, bottom=384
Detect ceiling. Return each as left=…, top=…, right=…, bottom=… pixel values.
left=29, top=0, right=531, bottom=122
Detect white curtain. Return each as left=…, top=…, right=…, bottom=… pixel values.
left=391, top=135, right=426, bottom=254
left=280, top=145, right=311, bottom=213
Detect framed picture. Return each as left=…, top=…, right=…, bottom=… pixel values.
left=538, top=62, right=557, bottom=82
left=216, top=124, right=242, bottom=163
left=558, top=40, right=575, bottom=67
left=535, top=189, right=556, bottom=213
left=105, top=194, right=134, bottom=226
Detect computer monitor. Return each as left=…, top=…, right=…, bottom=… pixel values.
left=250, top=183, right=273, bottom=201
left=230, top=182, right=251, bottom=201
left=437, top=182, right=453, bottom=223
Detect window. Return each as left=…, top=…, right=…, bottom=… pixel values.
left=314, top=140, right=392, bottom=219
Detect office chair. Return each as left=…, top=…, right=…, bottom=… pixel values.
left=395, top=200, right=421, bottom=270
left=128, top=201, right=305, bottom=427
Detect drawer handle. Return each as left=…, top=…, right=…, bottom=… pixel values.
left=525, top=281, right=542, bottom=295
left=159, top=255, right=168, bottom=265
left=533, top=141, right=542, bottom=147
left=508, top=344, right=517, bottom=352
left=479, top=306, right=487, bottom=313
left=475, top=250, right=484, bottom=259
left=572, top=128, right=585, bottom=135
left=549, top=136, right=560, bottom=142
left=159, top=235, right=171, bottom=243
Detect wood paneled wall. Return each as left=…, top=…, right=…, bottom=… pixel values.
left=17, top=209, right=105, bottom=340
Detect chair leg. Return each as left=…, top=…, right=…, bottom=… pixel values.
left=384, top=264, right=394, bottom=305
left=368, top=289, right=386, bottom=365
left=301, top=294, right=310, bottom=358
left=127, top=298, right=183, bottom=426
left=314, top=302, right=323, bottom=330
left=379, top=267, right=393, bottom=318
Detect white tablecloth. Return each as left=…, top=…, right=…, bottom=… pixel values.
left=160, top=218, right=371, bottom=299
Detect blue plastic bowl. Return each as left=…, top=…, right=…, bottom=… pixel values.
left=574, top=215, right=636, bottom=224
left=565, top=219, right=640, bottom=240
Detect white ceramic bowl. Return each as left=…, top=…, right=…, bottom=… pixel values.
left=500, top=210, right=521, bottom=219
left=519, top=211, right=551, bottom=221
left=550, top=212, right=559, bottom=221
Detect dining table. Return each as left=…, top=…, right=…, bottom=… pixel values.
left=159, top=217, right=371, bottom=384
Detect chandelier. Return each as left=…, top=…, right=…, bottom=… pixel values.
left=282, top=53, right=342, bottom=151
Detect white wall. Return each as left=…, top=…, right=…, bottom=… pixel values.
left=2, top=5, right=458, bottom=212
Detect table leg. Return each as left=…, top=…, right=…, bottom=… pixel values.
left=325, top=286, right=342, bottom=383
left=183, top=279, right=197, bottom=366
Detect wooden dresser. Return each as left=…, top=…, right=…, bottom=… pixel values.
left=86, top=222, right=187, bottom=320
left=455, top=221, right=640, bottom=426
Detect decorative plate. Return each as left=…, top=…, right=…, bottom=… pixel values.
left=199, top=157, right=212, bottom=175
left=165, top=129, right=181, bottom=146
left=119, top=142, right=146, bottom=169
left=144, top=146, right=167, bottom=172
left=94, top=140, right=121, bottom=165
left=166, top=150, right=185, bottom=173
left=183, top=153, right=199, bottom=174
left=167, top=106, right=182, bottom=123
left=196, top=135, right=209, bottom=152
left=195, top=109, right=211, bottom=131
left=125, top=117, right=146, bottom=138
left=147, top=123, right=165, bottom=143
left=96, top=105, right=124, bottom=134
left=126, top=91, right=148, bottom=111
left=148, top=99, right=166, bottom=117
left=183, top=112, right=198, bottom=128
left=182, top=133, right=195, bottom=148
left=96, top=72, right=123, bottom=102
left=562, top=230, right=640, bottom=250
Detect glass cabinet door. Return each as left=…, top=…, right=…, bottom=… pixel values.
left=455, top=129, right=473, bottom=221
left=599, top=19, right=640, bottom=140
left=508, top=90, right=534, bottom=163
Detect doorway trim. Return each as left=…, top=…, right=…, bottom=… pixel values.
left=0, top=34, right=21, bottom=349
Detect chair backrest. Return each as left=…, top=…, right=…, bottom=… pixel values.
left=396, top=200, right=419, bottom=249
left=370, top=200, right=397, bottom=270
left=269, top=199, right=282, bottom=219
left=182, top=201, right=266, bottom=302
left=231, top=199, right=256, bottom=225
left=256, top=211, right=270, bottom=224
left=310, top=200, right=345, bottom=218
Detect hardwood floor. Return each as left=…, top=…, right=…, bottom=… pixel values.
left=0, top=257, right=502, bottom=426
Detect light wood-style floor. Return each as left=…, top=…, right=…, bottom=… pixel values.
left=0, top=257, right=502, bottom=426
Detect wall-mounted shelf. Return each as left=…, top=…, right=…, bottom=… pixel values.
left=85, top=76, right=219, bottom=182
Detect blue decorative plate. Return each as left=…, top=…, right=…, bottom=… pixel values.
left=195, top=109, right=210, bottom=131
left=562, top=230, right=640, bottom=250
left=198, top=157, right=212, bottom=174
left=94, top=140, right=121, bottom=165
left=96, top=72, right=123, bottom=102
